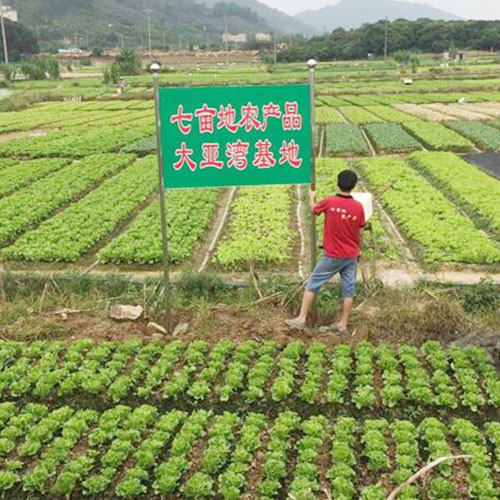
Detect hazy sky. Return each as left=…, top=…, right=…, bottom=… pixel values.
left=265, top=0, right=500, bottom=18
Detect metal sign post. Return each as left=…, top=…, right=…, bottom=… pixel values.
left=307, top=59, right=318, bottom=272
left=307, top=59, right=318, bottom=326
left=151, top=63, right=172, bottom=333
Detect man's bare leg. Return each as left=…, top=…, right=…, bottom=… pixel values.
left=338, top=297, right=354, bottom=331
left=297, top=290, right=316, bottom=323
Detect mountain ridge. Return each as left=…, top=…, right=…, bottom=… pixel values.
left=295, top=0, right=462, bottom=32
left=11, top=0, right=278, bottom=49
left=200, top=0, right=318, bottom=35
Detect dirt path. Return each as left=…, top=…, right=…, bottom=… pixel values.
left=195, top=187, right=236, bottom=273
left=360, top=126, right=377, bottom=157
left=3, top=265, right=500, bottom=286
left=0, top=128, right=49, bottom=143
left=60, top=72, right=103, bottom=79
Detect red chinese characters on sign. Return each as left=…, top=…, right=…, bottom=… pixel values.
left=282, top=102, right=302, bottom=131
left=174, top=142, right=196, bottom=171
left=226, top=140, right=250, bottom=171
left=195, top=104, right=217, bottom=134
left=170, top=105, right=193, bottom=135
left=170, top=101, right=305, bottom=172
left=238, top=103, right=261, bottom=132
left=279, top=140, right=302, bottom=168
left=217, top=104, right=238, bottom=133
left=200, top=143, right=223, bottom=169
left=261, top=102, right=281, bottom=131
left=253, top=139, right=276, bottom=169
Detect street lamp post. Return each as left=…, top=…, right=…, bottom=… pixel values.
left=151, top=62, right=172, bottom=332
left=307, top=57, right=318, bottom=324
left=307, top=58, right=318, bottom=272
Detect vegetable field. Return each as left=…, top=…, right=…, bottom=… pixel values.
left=0, top=339, right=498, bottom=410
left=1, top=71, right=500, bottom=275
left=0, top=339, right=499, bottom=499
left=4, top=62, right=500, bottom=500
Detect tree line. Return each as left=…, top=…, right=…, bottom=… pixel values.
left=278, top=19, right=500, bottom=62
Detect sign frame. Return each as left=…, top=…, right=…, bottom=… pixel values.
left=151, top=62, right=318, bottom=331
left=158, top=84, right=312, bottom=190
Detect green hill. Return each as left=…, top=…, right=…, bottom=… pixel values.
left=12, top=0, right=273, bottom=50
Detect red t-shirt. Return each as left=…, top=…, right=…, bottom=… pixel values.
left=314, top=194, right=366, bottom=259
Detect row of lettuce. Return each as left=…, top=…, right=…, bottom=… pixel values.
left=3, top=99, right=500, bottom=159
left=2, top=152, right=500, bottom=266
left=0, top=402, right=498, bottom=499
left=4, top=92, right=500, bottom=139
left=0, top=339, right=498, bottom=411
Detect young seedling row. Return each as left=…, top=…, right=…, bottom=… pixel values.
left=0, top=340, right=498, bottom=414
left=0, top=402, right=498, bottom=499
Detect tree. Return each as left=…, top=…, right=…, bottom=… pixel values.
left=21, top=57, right=59, bottom=80
left=0, top=63, right=16, bottom=82
left=0, top=19, right=38, bottom=62
left=115, top=48, right=142, bottom=75
left=393, top=50, right=411, bottom=66
left=277, top=19, right=500, bottom=63
left=410, top=52, right=420, bottom=73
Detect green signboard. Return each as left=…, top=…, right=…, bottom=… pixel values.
left=159, top=84, right=312, bottom=189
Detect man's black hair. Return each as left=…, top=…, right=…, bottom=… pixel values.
left=337, top=169, right=358, bottom=192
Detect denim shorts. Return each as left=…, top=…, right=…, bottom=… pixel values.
left=306, top=256, right=357, bottom=297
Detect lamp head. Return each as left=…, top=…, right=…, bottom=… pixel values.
left=150, top=62, right=161, bottom=73
left=307, top=58, right=318, bottom=69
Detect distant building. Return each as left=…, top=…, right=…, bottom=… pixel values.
left=1, top=5, right=17, bottom=22
left=58, top=48, right=84, bottom=55
left=222, top=33, right=247, bottom=44
left=255, top=32, right=271, bottom=42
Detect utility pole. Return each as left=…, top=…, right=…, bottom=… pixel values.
left=1, top=0, right=13, bottom=64
left=273, top=31, right=277, bottom=65
left=145, top=9, right=153, bottom=61
left=384, top=17, right=388, bottom=60
left=203, top=26, right=209, bottom=50
left=224, top=16, right=229, bottom=65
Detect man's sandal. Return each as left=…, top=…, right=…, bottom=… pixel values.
left=332, top=324, right=348, bottom=335
left=284, top=318, right=308, bottom=330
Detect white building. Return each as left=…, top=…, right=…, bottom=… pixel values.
left=255, top=32, right=271, bottom=42
left=1, top=5, right=17, bottom=22
left=58, top=48, right=84, bottom=55
left=222, top=33, right=247, bottom=44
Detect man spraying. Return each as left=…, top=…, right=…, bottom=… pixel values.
left=286, top=169, right=365, bottom=334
